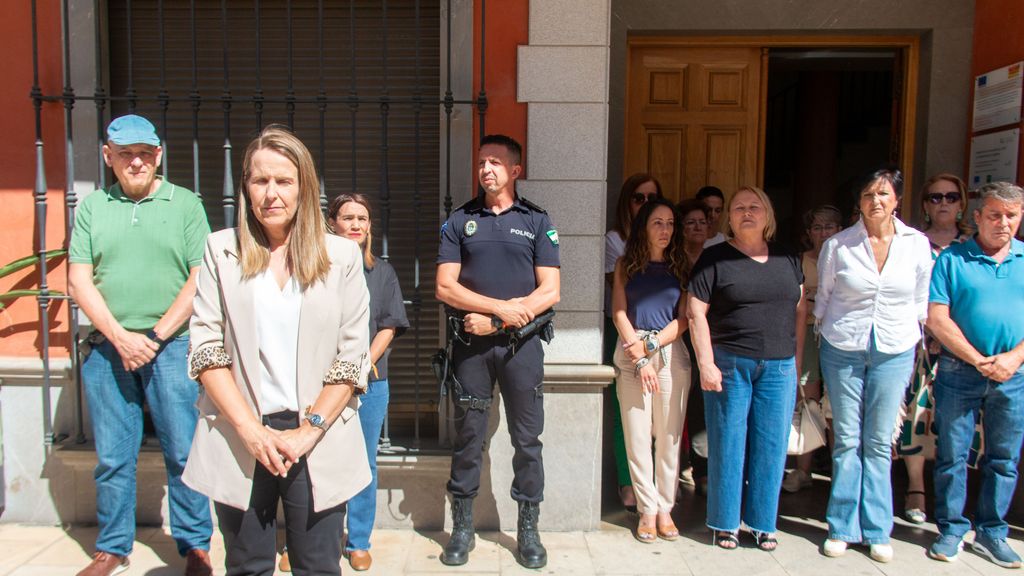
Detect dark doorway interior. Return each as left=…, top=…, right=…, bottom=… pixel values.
left=764, top=48, right=897, bottom=250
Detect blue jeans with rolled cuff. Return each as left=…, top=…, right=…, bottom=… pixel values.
left=345, top=378, right=389, bottom=552
left=703, top=346, right=796, bottom=534
left=820, top=336, right=914, bottom=545
left=82, top=334, right=212, bottom=557
left=933, top=354, right=1024, bottom=541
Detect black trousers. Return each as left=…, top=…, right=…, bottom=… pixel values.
left=215, top=411, right=344, bottom=576
left=447, top=333, right=545, bottom=503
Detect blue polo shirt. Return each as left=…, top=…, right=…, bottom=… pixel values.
left=929, top=237, right=1024, bottom=357
left=437, top=194, right=560, bottom=300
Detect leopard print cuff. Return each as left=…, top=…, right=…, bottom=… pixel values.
left=323, top=354, right=367, bottom=393
left=188, top=346, right=232, bottom=381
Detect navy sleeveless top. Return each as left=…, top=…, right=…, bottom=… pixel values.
left=625, top=261, right=682, bottom=331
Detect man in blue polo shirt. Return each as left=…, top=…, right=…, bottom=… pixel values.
left=926, top=181, right=1024, bottom=568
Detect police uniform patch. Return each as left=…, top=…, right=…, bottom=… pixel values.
left=465, top=220, right=478, bottom=236
left=546, top=229, right=559, bottom=245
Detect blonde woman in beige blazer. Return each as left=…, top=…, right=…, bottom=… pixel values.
left=184, top=125, right=370, bottom=576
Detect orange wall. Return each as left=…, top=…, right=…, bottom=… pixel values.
left=970, top=0, right=1024, bottom=183
left=473, top=0, right=528, bottom=174
left=0, top=2, right=71, bottom=358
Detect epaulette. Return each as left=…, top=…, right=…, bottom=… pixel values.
left=454, top=195, right=484, bottom=213
left=518, top=195, right=547, bottom=214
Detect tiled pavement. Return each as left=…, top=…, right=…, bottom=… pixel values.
left=0, top=475, right=1020, bottom=575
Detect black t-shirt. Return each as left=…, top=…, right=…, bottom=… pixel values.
left=436, top=194, right=560, bottom=300
left=688, top=241, right=803, bottom=359
left=365, top=260, right=409, bottom=382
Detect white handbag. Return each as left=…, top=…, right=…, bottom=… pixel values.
left=787, top=393, right=828, bottom=456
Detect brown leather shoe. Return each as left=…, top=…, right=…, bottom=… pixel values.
left=185, top=548, right=213, bottom=576
left=77, top=551, right=129, bottom=576
left=348, top=549, right=372, bottom=571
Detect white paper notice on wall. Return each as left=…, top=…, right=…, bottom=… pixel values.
left=973, top=62, right=1023, bottom=132
left=969, top=128, right=1019, bottom=189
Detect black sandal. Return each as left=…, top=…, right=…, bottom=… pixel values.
left=713, top=530, right=739, bottom=550
left=751, top=530, right=778, bottom=552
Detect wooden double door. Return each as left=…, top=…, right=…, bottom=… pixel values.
left=625, top=45, right=763, bottom=202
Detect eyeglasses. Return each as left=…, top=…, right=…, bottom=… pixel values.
left=926, top=192, right=961, bottom=205
left=809, top=224, right=839, bottom=233
left=683, top=219, right=708, bottom=228
left=632, top=192, right=658, bottom=204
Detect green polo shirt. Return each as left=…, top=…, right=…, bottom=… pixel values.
left=69, top=178, right=210, bottom=333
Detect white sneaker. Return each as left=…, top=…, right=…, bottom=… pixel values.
left=782, top=469, right=812, bottom=493
left=870, top=544, right=894, bottom=563
left=823, top=539, right=848, bottom=557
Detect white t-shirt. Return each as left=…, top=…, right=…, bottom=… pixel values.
left=604, top=230, right=626, bottom=316
left=703, top=232, right=726, bottom=248
left=253, top=269, right=302, bottom=414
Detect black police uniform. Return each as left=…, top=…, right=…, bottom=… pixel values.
left=437, top=194, right=560, bottom=504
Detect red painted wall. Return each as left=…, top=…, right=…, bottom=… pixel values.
left=970, top=0, right=1024, bottom=184
left=473, top=0, right=528, bottom=174
left=0, top=2, right=71, bottom=358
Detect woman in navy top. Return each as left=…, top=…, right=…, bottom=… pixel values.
left=611, top=198, right=691, bottom=543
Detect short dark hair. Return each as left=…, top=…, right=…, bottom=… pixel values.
left=480, top=134, right=522, bottom=166
left=854, top=166, right=903, bottom=204
left=695, top=186, right=724, bottom=201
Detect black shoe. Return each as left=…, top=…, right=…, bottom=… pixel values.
left=516, top=501, right=547, bottom=569
left=441, top=496, right=475, bottom=566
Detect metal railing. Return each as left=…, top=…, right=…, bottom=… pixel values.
left=29, top=0, right=489, bottom=449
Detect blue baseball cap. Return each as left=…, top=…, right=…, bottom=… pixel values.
left=106, top=114, right=161, bottom=146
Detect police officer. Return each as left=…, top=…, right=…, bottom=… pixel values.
left=436, top=134, right=560, bottom=569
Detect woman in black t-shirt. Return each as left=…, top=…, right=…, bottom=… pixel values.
left=687, top=186, right=807, bottom=552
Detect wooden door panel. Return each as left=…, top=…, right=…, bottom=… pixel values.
left=645, top=127, right=686, bottom=200
left=627, top=44, right=761, bottom=200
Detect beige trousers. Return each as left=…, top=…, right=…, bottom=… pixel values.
left=614, top=340, right=691, bottom=515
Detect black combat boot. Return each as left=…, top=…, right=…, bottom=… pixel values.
left=516, top=501, right=547, bottom=569
left=440, top=496, right=475, bottom=566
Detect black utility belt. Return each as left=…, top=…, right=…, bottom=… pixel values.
left=447, top=308, right=555, bottom=344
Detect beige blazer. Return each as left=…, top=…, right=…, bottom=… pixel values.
left=183, top=228, right=371, bottom=512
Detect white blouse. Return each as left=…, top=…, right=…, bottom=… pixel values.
left=815, top=217, right=932, bottom=354
left=604, top=230, right=626, bottom=316
left=253, top=269, right=303, bottom=414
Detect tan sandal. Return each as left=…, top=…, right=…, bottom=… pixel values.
left=635, top=521, right=657, bottom=543
left=657, top=520, right=679, bottom=541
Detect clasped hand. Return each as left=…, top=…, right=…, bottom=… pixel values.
left=238, top=420, right=322, bottom=476
left=976, top=352, right=1024, bottom=383
left=464, top=298, right=534, bottom=335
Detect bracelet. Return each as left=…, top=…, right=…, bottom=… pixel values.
left=633, top=356, right=650, bottom=375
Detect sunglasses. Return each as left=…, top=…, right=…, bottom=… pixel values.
left=926, top=192, right=960, bottom=205
left=632, top=192, right=658, bottom=204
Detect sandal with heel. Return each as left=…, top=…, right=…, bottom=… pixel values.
left=713, top=530, right=739, bottom=550
left=751, top=530, right=778, bottom=552
left=904, top=490, right=927, bottom=524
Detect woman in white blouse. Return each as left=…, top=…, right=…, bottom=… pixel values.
left=815, top=167, right=931, bottom=563
left=185, top=125, right=370, bottom=575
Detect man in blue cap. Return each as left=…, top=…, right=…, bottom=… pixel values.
left=69, top=114, right=213, bottom=576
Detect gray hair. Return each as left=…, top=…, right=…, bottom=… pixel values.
left=976, top=181, right=1024, bottom=205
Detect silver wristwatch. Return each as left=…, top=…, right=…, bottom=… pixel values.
left=304, top=412, right=327, bottom=431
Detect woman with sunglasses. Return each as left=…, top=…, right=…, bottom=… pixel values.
left=604, top=173, right=663, bottom=512
left=897, top=174, right=972, bottom=525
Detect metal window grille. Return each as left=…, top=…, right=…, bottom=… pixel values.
left=30, top=0, right=488, bottom=451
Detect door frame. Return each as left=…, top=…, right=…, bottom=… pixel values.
left=627, top=35, right=920, bottom=217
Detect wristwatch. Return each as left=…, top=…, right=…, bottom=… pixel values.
left=644, top=334, right=660, bottom=354
left=491, top=315, right=504, bottom=331
left=304, top=412, right=327, bottom=431
left=146, top=329, right=165, bottom=345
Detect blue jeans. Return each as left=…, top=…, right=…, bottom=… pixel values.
left=933, top=355, right=1024, bottom=540
left=820, top=337, right=914, bottom=545
left=82, top=334, right=212, bottom=556
left=345, top=378, right=389, bottom=552
left=704, top=346, right=796, bottom=533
